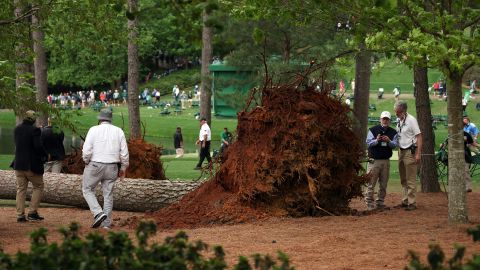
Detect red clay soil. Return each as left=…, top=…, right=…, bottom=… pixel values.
left=2, top=192, right=480, bottom=270
left=63, top=139, right=165, bottom=180
left=147, top=83, right=368, bottom=229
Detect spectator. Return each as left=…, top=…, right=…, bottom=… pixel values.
left=394, top=101, right=422, bottom=211
left=365, top=111, right=398, bottom=210
left=463, top=131, right=474, bottom=192
left=11, top=110, right=47, bottom=222
left=463, top=116, right=479, bottom=152
left=393, top=86, right=400, bottom=102
left=194, top=118, right=212, bottom=170
left=174, top=127, right=184, bottom=158
left=82, top=109, right=129, bottom=229
left=41, top=117, right=65, bottom=173
left=220, top=127, right=232, bottom=155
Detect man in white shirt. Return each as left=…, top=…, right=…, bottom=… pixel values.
left=82, top=109, right=129, bottom=229
left=194, top=117, right=212, bottom=170
left=394, top=101, right=422, bottom=211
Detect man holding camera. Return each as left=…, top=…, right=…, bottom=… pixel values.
left=365, top=111, right=398, bottom=210
left=394, top=101, right=422, bottom=211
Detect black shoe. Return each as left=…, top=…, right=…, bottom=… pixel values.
left=405, top=204, right=417, bottom=211
left=467, top=189, right=473, bottom=193
left=17, top=215, right=27, bottom=223
left=393, top=203, right=408, bottom=209
left=27, top=212, right=44, bottom=221
left=92, top=213, right=107, bottom=228
left=194, top=167, right=201, bottom=170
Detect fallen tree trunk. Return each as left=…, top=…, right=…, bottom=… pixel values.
left=0, top=170, right=202, bottom=212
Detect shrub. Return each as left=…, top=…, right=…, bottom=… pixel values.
left=0, top=221, right=294, bottom=270
left=405, top=225, right=480, bottom=269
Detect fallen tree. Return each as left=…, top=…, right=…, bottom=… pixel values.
left=0, top=170, right=201, bottom=212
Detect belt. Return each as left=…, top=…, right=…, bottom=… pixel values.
left=91, top=161, right=119, bottom=164
left=400, top=147, right=412, bottom=150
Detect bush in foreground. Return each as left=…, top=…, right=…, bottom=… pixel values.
left=0, top=221, right=293, bottom=270
left=406, top=225, right=480, bottom=269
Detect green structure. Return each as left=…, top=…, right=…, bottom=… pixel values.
left=209, top=63, right=255, bottom=117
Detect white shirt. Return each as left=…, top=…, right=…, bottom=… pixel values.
left=198, top=123, right=211, bottom=141
left=396, top=113, right=421, bottom=149
left=82, top=122, right=129, bottom=170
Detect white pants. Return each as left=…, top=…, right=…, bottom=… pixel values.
left=82, top=162, right=118, bottom=227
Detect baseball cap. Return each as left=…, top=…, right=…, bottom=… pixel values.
left=380, top=111, right=391, bottom=119
left=24, top=110, right=37, bottom=122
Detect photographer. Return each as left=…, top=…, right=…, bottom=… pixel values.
left=365, top=111, right=398, bottom=210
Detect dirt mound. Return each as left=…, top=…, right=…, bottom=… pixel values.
left=148, top=83, right=367, bottom=229
left=144, top=180, right=269, bottom=229
left=63, top=139, right=166, bottom=180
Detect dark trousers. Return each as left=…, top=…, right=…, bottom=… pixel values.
left=196, top=141, right=212, bottom=168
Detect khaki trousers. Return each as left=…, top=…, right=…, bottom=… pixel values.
left=365, top=159, right=390, bottom=208
left=44, top=160, right=63, bottom=173
left=398, top=149, right=417, bottom=205
left=15, top=170, right=44, bottom=217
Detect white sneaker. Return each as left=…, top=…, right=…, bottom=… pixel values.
left=103, top=226, right=111, bottom=230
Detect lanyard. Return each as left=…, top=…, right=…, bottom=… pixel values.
left=397, top=114, right=407, bottom=134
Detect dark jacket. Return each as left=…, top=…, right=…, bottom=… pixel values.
left=41, top=126, right=65, bottom=161
left=12, top=120, right=47, bottom=174
left=368, top=125, right=397, bottom=160
left=464, top=131, right=473, bottom=163
left=173, top=132, right=183, bottom=149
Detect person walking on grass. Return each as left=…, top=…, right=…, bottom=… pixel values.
left=364, top=111, right=398, bottom=210
left=174, top=127, right=184, bottom=158
left=12, top=110, right=47, bottom=222
left=194, top=117, right=212, bottom=170
left=82, top=109, right=129, bottom=229
left=394, top=101, right=422, bottom=211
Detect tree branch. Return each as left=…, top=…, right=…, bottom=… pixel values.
left=0, top=7, right=39, bottom=26
left=404, top=3, right=443, bottom=39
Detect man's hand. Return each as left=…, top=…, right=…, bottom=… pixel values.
left=201, top=141, right=205, bottom=148
left=415, top=152, right=421, bottom=164
left=118, top=170, right=126, bottom=180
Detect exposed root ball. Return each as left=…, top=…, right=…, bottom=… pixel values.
left=215, top=85, right=367, bottom=216
left=148, top=84, right=367, bottom=229
left=63, top=139, right=165, bottom=180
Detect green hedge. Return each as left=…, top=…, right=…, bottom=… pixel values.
left=0, top=221, right=294, bottom=270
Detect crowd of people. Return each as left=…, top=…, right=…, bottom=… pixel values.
left=45, top=84, right=202, bottom=110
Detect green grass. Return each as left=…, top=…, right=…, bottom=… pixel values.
left=0, top=154, right=13, bottom=170
left=162, top=154, right=205, bottom=180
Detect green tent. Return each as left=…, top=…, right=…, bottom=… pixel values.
left=209, top=63, right=255, bottom=117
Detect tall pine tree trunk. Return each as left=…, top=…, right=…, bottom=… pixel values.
left=14, top=0, right=31, bottom=125
left=413, top=63, right=440, bottom=192
left=127, top=0, right=141, bottom=139
left=200, top=9, right=213, bottom=125
left=353, top=43, right=371, bottom=149
left=447, top=73, right=468, bottom=223
left=32, top=10, right=48, bottom=127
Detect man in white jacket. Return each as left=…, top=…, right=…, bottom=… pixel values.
left=82, top=109, right=129, bottom=229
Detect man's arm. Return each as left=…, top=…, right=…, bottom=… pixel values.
left=415, top=133, right=423, bottom=163
left=366, top=130, right=378, bottom=147
left=82, top=129, right=94, bottom=164
left=388, top=133, right=398, bottom=149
